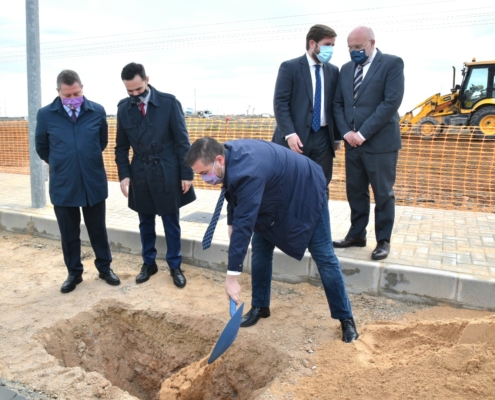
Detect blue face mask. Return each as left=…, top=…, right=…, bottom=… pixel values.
left=201, top=162, right=224, bottom=185
left=315, top=45, right=333, bottom=63
left=350, top=42, right=370, bottom=65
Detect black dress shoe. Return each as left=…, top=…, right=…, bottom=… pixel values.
left=371, top=240, right=390, bottom=260
left=136, top=262, right=158, bottom=284
left=170, top=268, right=186, bottom=288
left=333, top=238, right=367, bottom=248
left=61, top=275, right=83, bottom=293
left=98, top=269, right=121, bottom=286
left=240, top=306, right=270, bottom=328
left=340, top=317, right=359, bottom=343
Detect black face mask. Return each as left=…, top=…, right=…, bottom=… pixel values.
left=130, top=87, right=149, bottom=104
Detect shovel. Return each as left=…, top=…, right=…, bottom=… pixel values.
left=207, top=298, right=244, bottom=364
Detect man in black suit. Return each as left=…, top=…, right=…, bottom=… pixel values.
left=272, top=24, right=341, bottom=185
left=332, top=26, right=405, bottom=260
left=115, top=63, right=196, bottom=288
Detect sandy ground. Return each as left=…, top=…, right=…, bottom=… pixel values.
left=0, top=231, right=494, bottom=400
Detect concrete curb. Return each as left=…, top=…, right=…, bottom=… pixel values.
left=1, top=209, right=494, bottom=311
left=0, top=385, right=27, bottom=400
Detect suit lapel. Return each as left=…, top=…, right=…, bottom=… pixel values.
left=355, top=50, right=382, bottom=101
left=343, top=63, right=355, bottom=101
left=299, top=55, right=313, bottom=104
left=323, top=63, right=332, bottom=113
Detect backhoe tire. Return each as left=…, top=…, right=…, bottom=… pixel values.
left=413, top=117, right=441, bottom=139
left=470, top=106, right=495, bottom=139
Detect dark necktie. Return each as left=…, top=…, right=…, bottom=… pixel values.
left=354, top=64, right=364, bottom=99
left=138, top=103, right=146, bottom=116
left=202, top=188, right=226, bottom=250
left=71, top=109, right=77, bottom=122
left=311, top=64, right=321, bottom=132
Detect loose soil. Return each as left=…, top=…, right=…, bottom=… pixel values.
left=0, top=231, right=493, bottom=400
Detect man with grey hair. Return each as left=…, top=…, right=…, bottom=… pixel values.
left=333, top=26, right=404, bottom=260
left=36, top=69, right=120, bottom=293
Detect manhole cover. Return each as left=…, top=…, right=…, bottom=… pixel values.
left=181, top=212, right=226, bottom=224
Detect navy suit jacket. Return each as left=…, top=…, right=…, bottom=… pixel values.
left=333, top=49, right=404, bottom=153
left=223, top=139, right=327, bottom=273
left=35, top=97, right=108, bottom=207
left=272, top=54, right=341, bottom=156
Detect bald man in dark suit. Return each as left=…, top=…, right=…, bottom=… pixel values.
left=333, top=26, right=404, bottom=260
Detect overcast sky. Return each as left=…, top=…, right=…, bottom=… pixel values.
left=0, top=0, right=494, bottom=117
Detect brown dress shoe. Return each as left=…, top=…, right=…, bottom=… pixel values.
left=333, top=238, right=367, bottom=248
left=371, top=240, right=390, bottom=260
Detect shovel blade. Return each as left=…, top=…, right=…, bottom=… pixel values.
left=207, top=300, right=244, bottom=365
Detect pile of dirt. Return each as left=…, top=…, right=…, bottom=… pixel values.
left=0, top=231, right=494, bottom=399
left=269, top=316, right=495, bottom=399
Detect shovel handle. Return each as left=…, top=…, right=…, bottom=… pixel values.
left=229, top=297, right=237, bottom=317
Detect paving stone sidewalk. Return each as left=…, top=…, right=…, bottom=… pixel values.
left=1, top=173, right=494, bottom=309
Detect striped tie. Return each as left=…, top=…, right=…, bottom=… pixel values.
left=354, top=65, right=363, bottom=99
left=202, top=188, right=226, bottom=250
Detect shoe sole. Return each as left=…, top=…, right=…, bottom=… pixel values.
left=61, top=276, right=83, bottom=293
left=333, top=242, right=367, bottom=248
left=371, top=254, right=389, bottom=260
left=136, top=268, right=158, bottom=284
left=98, top=273, right=121, bottom=286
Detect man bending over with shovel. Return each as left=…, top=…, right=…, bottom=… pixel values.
left=185, top=137, right=358, bottom=343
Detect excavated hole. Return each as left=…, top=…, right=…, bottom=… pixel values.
left=39, top=301, right=284, bottom=400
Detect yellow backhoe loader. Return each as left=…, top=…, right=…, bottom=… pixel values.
left=400, top=59, right=495, bottom=138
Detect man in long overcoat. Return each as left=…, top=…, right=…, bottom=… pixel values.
left=36, top=69, right=120, bottom=293
left=115, top=62, right=196, bottom=288
left=185, top=137, right=358, bottom=343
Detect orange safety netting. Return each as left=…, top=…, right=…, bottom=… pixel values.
left=1, top=118, right=494, bottom=213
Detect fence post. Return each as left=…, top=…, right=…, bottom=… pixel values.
left=26, top=0, right=46, bottom=208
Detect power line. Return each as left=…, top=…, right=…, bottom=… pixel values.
left=0, top=0, right=490, bottom=50
left=1, top=19, right=493, bottom=63
left=0, top=6, right=493, bottom=62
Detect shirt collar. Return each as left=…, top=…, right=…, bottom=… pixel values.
left=365, top=48, right=378, bottom=66
left=305, top=52, right=321, bottom=68
left=63, top=104, right=80, bottom=113
left=141, top=86, right=151, bottom=104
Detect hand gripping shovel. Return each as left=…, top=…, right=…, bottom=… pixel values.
left=207, top=298, right=244, bottom=364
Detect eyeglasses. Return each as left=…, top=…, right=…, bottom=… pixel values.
left=348, top=40, right=371, bottom=52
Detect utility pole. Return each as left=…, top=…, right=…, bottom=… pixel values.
left=26, top=0, right=46, bottom=207
left=194, top=88, right=196, bottom=114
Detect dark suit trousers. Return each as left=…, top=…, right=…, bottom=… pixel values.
left=138, top=212, right=182, bottom=270
left=250, top=201, right=352, bottom=320
left=303, top=126, right=333, bottom=185
left=54, top=200, right=112, bottom=277
left=345, top=147, right=398, bottom=242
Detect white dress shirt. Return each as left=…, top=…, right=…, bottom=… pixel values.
left=285, top=52, right=327, bottom=141
left=138, top=87, right=151, bottom=113
left=305, top=52, right=327, bottom=128
left=63, top=104, right=81, bottom=118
